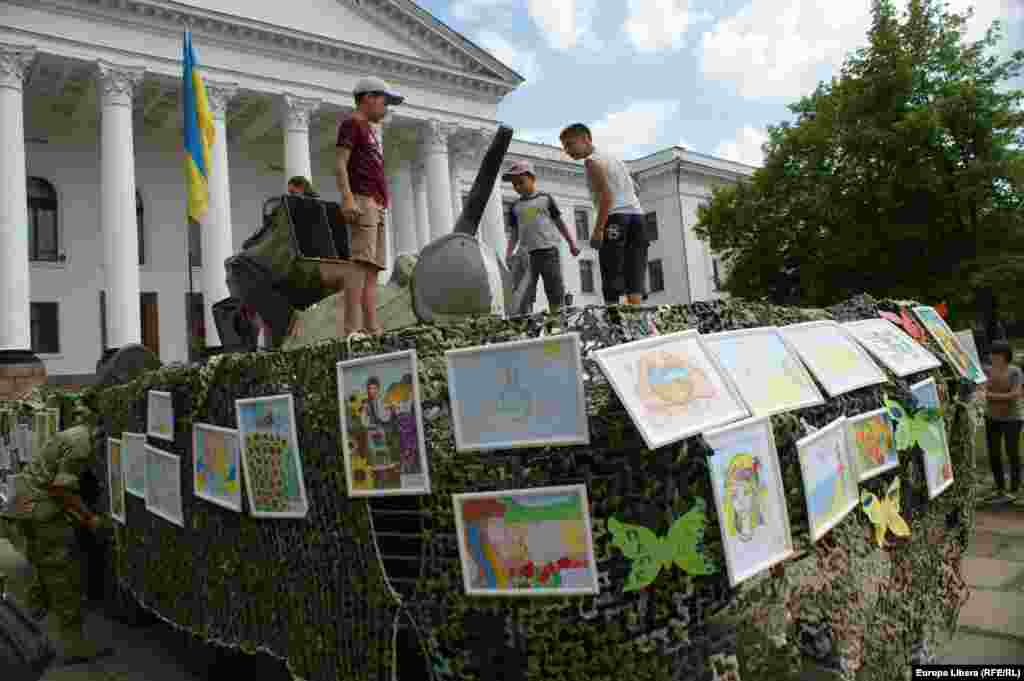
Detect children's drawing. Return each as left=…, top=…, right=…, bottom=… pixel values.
left=122, top=432, right=147, bottom=498
left=236, top=394, right=309, bottom=518
left=898, top=378, right=954, bottom=498
left=779, top=321, right=887, bottom=397
left=193, top=423, right=243, bottom=512
left=446, top=334, right=589, bottom=452
left=147, top=390, right=175, bottom=441
left=608, top=498, right=717, bottom=591
left=954, top=330, right=983, bottom=371
left=593, top=330, right=750, bottom=450
left=108, top=438, right=126, bottom=524
left=796, top=417, right=859, bottom=542
left=912, top=306, right=986, bottom=385
left=843, top=318, right=941, bottom=377
left=453, top=484, right=599, bottom=596
left=705, top=417, right=794, bottom=586
left=845, top=408, right=899, bottom=482
left=705, top=327, right=825, bottom=417
left=860, top=476, right=910, bottom=549
left=144, top=444, right=183, bottom=527
left=338, top=350, right=431, bottom=497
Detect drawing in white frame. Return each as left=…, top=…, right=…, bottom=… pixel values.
left=705, top=417, right=795, bottom=587
left=954, top=330, right=983, bottom=371
left=122, top=432, right=147, bottom=498
left=192, top=423, right=243, bottom=512
left=337, top=350, right=431, bottom=497
left=445, top=333, right=590, bottom=453
left=592, top=329, right=750, bottom=450
left=704, top=327, right=825, bottom=418
left=795, top=417, right=859, bottom=542
left=108, top=438, right=126, bottom=524
left=144, top=444, right=183, bottom=527
left=235, top=394, right=309, bottom=518
left=452, top=484, right=600, bottom=596
left=778, top=321, right=888, bottom=397
left=912, top=306, right=987, bottom=385
left=910, top=377, right=955, bottom=499
left=147, top=390, right=175, bottom=441
left=843, top=317, right=942, bottom=377
left=845, top=408, right=900, bottom=482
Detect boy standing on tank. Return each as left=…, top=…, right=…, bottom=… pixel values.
left=503, top=160, right=580, bottom=314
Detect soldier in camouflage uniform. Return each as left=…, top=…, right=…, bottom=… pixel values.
left=0, top=411, right=115, bottom=666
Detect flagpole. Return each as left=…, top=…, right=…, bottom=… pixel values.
left=183, top=22, right=197, bottom=362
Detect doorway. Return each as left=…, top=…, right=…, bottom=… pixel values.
left=140, top=292, right=160, bottom=358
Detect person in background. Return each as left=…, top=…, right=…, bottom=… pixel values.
left=559, top=123, right=648, bottom=306
left=286, top=176, right=315, bottom=196
left=984, top=340, right=1023, bottom=503
left=503, top=160, right=580, bottom=314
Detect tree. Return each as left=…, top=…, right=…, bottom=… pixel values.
left=695, top=0, right=1024, bottom=328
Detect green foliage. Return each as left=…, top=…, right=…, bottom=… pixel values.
left=695, top=0, right=1024, bottom=316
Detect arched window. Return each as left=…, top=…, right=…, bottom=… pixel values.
left=27, top=177, right=59, bottom=262
left=137, top=190, right=145, bottom=265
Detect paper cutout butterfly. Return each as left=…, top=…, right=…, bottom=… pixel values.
left=883, top=395, right=944, bottom=460
left=880, top=309, right=925, bottom=341
left=860, top=476, right=910, bottom=548
left=608, top=497, right=717, bottom=592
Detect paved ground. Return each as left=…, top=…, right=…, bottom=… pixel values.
left=2, top=480, right=1022, bottom=679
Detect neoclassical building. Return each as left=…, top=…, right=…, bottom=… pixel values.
left=0, top=0, right=754, bottom=389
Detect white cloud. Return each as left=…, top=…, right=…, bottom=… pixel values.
left=624, top=0, right=696, bottom=53
left=713, top=126, right=769, bottom=167
left=450, top=0, right=599, bottom=51
left=476, top=31, right=542, bottom=83
left=517, top=100, right=680, bottom=158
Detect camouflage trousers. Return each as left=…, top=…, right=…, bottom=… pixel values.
left=14, top=515, right=85, bottom=633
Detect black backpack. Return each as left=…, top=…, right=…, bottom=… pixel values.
left=0, top=575, right=56, bottom=680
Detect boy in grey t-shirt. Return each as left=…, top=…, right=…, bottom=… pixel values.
left=503, top=161, right=580, bottom=314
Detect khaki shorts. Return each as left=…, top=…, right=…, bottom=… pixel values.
left=348, top=194, right=386, bottom=272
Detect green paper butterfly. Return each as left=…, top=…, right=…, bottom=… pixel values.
left=608, top=497, right=717, bottom=592
left=883, top=396, right=944, bottom=459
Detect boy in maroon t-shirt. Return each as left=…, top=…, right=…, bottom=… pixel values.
left=335, top=76, right=404, bottom=336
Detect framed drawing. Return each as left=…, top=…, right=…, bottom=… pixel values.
left=592, top=329, right=750, bottom=450
left=122, top=432, right=147, bottom=498
left=778, top=321, right=887, bottom=397
left=108, top=438, right=126, bottom=524
left=912, top=306, right=986, bottom=385
left=704, top=327, right=825, bottom=418
left=144, top=445, right=184, bottom=527
left=845, top=408, right=899, bottom=482
left=147, top=390, right=175, bottom=441
left=193, top=423, right=243, bottom=512
left=236, top=394, right=309, bottom=518
left=705, top=417, right=795, bottom=587
left=843, top=318, right=941, bottom=377
left=796, top=417, right=859, bottom=542
left=445, top=333, right=589, bottom=453
left=452, top=484, right=599, bottom=596
left=337, top=350, right=431, bottom=496
left=910, top=377, right=954, bottom=499
left=954, top=330, right=983, bottom=371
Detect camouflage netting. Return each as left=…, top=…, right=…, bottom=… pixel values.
left=88, top=293, right=978, bottom=681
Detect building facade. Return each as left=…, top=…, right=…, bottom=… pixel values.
left=0, top=0, right=754, bottom=386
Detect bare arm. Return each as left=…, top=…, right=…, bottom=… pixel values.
left=335, top=146, right=354, bottom=203
left=585, top=159, right=613, bottom=237
left=553, top=217, right=578, bottom=252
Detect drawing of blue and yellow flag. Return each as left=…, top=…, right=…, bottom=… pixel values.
left=182, top=30, right=215, bottom=222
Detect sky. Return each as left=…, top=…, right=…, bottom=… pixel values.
left=409, top=0, right=1023, bottom=166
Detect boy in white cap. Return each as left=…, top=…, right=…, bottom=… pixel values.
left=503, top=160, right=580, bottom=314
left=335, top=76, right=404, bottom=336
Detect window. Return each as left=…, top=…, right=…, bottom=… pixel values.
left=648, top=259, right=664, bottom=293
left=188, top=219, right=203, bottom=267
left=137, top=190, right=145, bottom=265
left=462, top=193, right=470, bottom=208
left=713, top=258, right=722, bottom=289
left=645, top=211, right=658, bottom=241
left=30, top=302, right=60, bottom=354
left=99, top=291, right=107, bottom=352
left=503, top=200, right=517, bottom=245
left=27, top=177, right=59, bottom=262
left=574, top=208, right=590, bottom=243
left=580, top=260, right=595, bottom=294
left=186, top=292, right=206, bottom=362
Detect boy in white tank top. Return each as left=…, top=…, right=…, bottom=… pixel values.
left=559, top=123, right=649, bottom=306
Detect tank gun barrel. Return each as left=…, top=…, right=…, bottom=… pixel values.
left=453, top=125, right=514, bottom=237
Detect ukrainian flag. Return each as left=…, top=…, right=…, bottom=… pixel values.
left=182, top=30, right=215, bottom=222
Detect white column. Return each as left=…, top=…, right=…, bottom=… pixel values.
left=281, top=93, right=320, bottom=183
left=374, top=121, right=393, bottom=283
left=0, top=45, right=35, bottom=352
left=97, top=60, right=145, bottom=349
left=421, top=120, right=454, bottom=241
left=412, top=160, right=430, bottom=248
left=201, top=82, right=238, bottom=347
left=449, top=145, right=462, bottom=219
left=390, top=159, right=418, bottom=256
left=482, top=180, right=508, bottom=263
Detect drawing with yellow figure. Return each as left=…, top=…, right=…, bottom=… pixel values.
left=192, top=423, right=243, bottom=513
left=796, top=416, right=859, bottom=542
left=779, top=321, right=887, bottom=398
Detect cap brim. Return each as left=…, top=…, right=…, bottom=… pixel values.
left=385, top=93, right=404, bottom=105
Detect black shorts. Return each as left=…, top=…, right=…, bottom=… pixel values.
left=597, top=213, right=648, bottom=303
